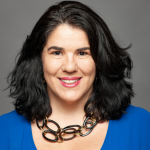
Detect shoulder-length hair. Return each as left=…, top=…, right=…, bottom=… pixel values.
left=7, top=1, right=134, bottom=122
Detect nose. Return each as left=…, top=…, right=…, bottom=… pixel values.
left=62, top=53, right=78, bottom=73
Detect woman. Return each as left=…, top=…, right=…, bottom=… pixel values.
left=0, top=1, right=150, bottom=150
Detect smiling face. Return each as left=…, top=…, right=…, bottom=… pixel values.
left=42, top=24, right=96, bottom=103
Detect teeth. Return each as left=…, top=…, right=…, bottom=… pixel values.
left=61, top=79, right=79, bottom=84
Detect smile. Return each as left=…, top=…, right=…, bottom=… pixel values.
left=59, top=77, right=82, bottom=87
left=60, top=79, right=80, bottom=84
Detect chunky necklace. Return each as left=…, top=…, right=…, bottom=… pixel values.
left=36, top=116, right=97, bottom=143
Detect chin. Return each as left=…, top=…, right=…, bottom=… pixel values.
left=62, top=96, right=80, bottom=103
left=60, top=92, right=87, bottom=104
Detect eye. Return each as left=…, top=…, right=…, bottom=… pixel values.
left=52, top=51, right=62, bottom=55
left=78, top=52, right=88, bottom=56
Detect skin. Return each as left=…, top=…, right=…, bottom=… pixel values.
left=41, top=24, right=96, bottom=125
left=31, top=24, right=109, bottom=150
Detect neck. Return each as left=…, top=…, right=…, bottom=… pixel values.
left=48, top=96, right=88, bottom=127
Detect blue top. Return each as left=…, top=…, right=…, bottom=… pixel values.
left=0, top=105, right=150, bottom=150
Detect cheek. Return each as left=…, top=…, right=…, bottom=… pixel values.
left=78, top=58, right=96, bottom=77
left=42, top=57, right=62, bottom=76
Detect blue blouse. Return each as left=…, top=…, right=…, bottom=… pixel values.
left=0, top=105, right=150, bottom=150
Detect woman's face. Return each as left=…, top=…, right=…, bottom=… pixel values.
left=42, top=24, right=96, bottom=103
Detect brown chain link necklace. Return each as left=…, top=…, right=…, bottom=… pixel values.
left=36, top=116, right=97, bottom=143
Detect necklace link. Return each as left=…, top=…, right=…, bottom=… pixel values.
left=36, top=116, right=97, bottom=143
left=40, top=126, right=46, bottom=135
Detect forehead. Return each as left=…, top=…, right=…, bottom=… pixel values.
left=45, top=24, right=90, bottom=49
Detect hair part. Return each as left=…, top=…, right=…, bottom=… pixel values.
left=7, top=1, right=134, bottom=122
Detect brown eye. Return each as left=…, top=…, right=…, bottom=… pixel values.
left=52, top=51, right=62, bottom=55
left=78, top=52, right=87, bottom=56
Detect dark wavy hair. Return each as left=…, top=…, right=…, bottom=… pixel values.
left=7, top=1, right=134, bottom=122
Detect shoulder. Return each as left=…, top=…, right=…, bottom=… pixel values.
left=114, top=105, right=150, bottom=133
left=0, top=110, right=29, bottom=134
left=126, top=105, right=150, bottom=116
left=0, top=110, right=28, bottom=125
left=0, top=110, right=30, bottom=149
left=122, top=105, right=150, bottom=122
left=108, top=105, right=150, bottom=149
left=117, top=105, right=150, bottom=125
left=0, top=110, right=22, bottom=120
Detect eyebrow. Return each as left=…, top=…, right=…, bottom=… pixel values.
left=47, top=46, right=90, bottom=51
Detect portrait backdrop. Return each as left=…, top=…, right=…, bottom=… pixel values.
left=0, top=0, right=150, bottom=115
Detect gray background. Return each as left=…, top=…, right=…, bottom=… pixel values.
left=0, top=0, right=150, bottom=116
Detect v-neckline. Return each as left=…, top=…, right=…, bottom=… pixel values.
left=29, top=120, right=112, bottom=150
left=100, top=120, right=112, bottom=150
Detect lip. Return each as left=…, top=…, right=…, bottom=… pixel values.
left=59, top=77, right=81, bottom=80
left=58, top=77, right=82, bottom=87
